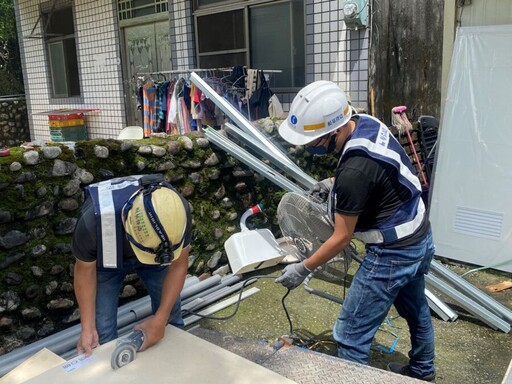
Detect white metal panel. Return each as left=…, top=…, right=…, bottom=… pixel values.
left=1, top=348, right=64, bottom=384
left=22, top=326, right=297, bottom=384
left=430, top=24, right=512, bottom=273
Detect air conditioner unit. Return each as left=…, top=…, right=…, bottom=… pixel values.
left=343, top=0, right=368, bottom=30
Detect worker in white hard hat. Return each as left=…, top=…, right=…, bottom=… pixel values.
left=275, top=80, right=436, bottom=382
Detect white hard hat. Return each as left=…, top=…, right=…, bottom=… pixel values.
left=279, top=80, right=352, bottom=145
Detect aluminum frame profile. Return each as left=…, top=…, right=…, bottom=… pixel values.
left=429, top=260, right=512, bottom=324
left=224, top=122, right=317, bottom=189
left=303, top=275, right=344, bottom=305
left=190, top=72, right=297, bottom=169
left=204, top=127, right=304, bottom=193
left=425, top=288, right=458, bottom=322
left=0, top=274, right=252, bottom=377
left=184, top=287, right=261, bottom=326
left=426, top=274, right=510, bottom=333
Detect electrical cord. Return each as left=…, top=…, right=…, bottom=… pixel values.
left=183, top=274, right=339, bottom=355
left=182, top=275, right=291, bottom=323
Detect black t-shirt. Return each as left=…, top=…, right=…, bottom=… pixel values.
left=333, top=150, right=429, bottom=247
left=72, top=197, right=193, bottom=263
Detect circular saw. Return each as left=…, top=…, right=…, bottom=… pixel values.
left=110, top=330, right=145, bottom=370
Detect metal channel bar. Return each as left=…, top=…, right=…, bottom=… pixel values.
left=181, top=274, right=241, bottom=306
left=184, top=287, right=261, bottom=326
left=182, top=282, right=251, bottom=313
left=425, top=288, right=458, bottom=322
left=0, top=275, right=221, bottom=376
left=205, top=128, right=304, bottom=193
left=224, top=122, right=317, bottom=189
left=429, top=260, right=512, bottom=324
left=190, top=72, right=296, bottom=168
left=426, top=274, right=510, bottom=333
left=181, top=275, right=222, bottom=299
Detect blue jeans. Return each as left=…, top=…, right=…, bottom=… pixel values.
left=96, top=257, right=184, bottom=344
left=333, top=228, right=436, bottom=377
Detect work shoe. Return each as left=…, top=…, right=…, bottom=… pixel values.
left=387, top=362, right=436, bottom=382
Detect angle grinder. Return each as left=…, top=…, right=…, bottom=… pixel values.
left=110, top=330, right=145, bottom=370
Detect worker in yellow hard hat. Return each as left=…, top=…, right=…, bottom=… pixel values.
left=73, top=174, right=192, bottom=356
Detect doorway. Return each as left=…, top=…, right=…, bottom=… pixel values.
left=122, top=21, right=171, bottom=127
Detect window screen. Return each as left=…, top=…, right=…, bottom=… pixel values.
left=197, top=9, right=246, bottom=69
left=44, top=5, right=81, bottom=98
left=250, top=1, right=304, bottom=88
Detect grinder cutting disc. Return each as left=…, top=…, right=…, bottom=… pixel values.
left=111, top=343, right=137, bottom=369
left=110, top=330, right=144, bottom=370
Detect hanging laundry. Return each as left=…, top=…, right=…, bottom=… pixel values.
left=156, top=80, right=170, bottom=133
left=249, top=70, right=273, bottom=120
left=142, top=80, right=157, bottom=137
left=135, top=67, right=279, bottom=135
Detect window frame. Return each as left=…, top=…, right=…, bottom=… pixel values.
left=193, top=0, right=305, bottom=92
left=42, top=3, right=82, bottom=101
left=195, top=5, right=249, bottom=70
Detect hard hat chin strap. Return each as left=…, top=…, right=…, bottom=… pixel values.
left=124, top=183, right=183, bottom=265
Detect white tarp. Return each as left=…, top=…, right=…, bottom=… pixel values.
left=430, top=25, right=512, bottom=273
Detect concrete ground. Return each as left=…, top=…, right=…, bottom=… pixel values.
left=195, top=259, right=512, bottom=384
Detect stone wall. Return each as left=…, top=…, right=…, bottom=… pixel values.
left=0, top=119, right=336, bottom=355
left=0, top=97, right=31, bottom=148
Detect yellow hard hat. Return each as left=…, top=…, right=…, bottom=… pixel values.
left=122, top=186, right=187, bottom=265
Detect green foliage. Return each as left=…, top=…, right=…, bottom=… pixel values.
left=0, top=0, right=17, bottom=41
left=0, top=0, right=24, bottom=95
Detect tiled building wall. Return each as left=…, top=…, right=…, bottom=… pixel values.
left=169, top=1, right=196, bottom=70
left=15, top=0, right=126, bottom=142
left=305, top=0, right=369, bottom=111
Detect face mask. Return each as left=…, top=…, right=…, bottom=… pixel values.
left=306, top=134, right=337, bottom=156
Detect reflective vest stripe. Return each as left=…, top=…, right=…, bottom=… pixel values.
left=353, top=199, right=425, bottom=244
left=344, top=136, right=422, bottom=192
left=97, top=183, right=117, bottom=268
left=86, top=176, right=144, bottom=269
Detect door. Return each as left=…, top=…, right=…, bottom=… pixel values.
left=123, top=21, right=171, bottom=127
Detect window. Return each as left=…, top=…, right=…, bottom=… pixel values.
left=43, top=6, right=80, bottom=98
left=118, top=0, right=168, bottom=21
left=195, top=0, right=304, bottom=89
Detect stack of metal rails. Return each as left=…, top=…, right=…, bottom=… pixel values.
left=0, top=274, right=260, bottom=377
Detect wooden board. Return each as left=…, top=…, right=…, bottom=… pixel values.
left=486, top=281, right=512, bottom=293
left=0, top=348, right=65, bottom=384
left=21, top=326, right=296, bottom=384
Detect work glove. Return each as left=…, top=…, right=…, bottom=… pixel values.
left=275, top=261, right=312, bottom=289
left=308, top=177, right=333, bottom=204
